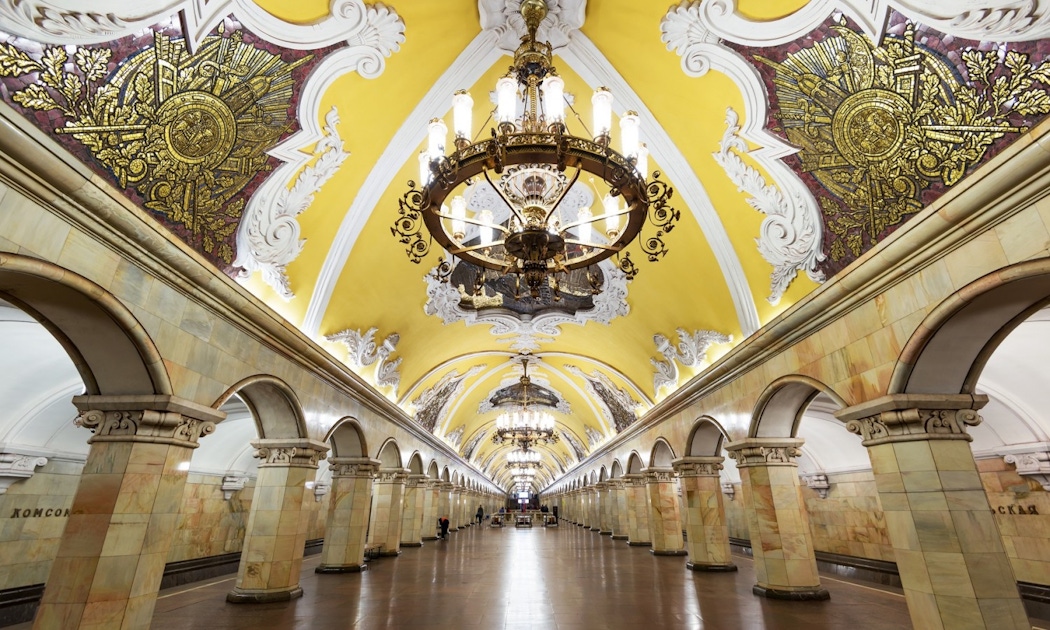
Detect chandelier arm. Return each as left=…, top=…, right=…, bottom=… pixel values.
left=432, top=208, right=512, bottom=233
left=560, top=207, right=632, bottom=232
left=482, top=168, right=528, bottom=228
left=543, top=164, right=582, bottom=226
left=561, top=240, right=621, bottom=252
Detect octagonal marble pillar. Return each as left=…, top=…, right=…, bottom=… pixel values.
left=316, top=457, right=380, bottom=573
left=400, top=474, right=427, bottom=547
left=609, top=479, right=629, bottom=540
left=838, top=395, right=1029, bottom=630
left=367, top=468, right=408, bottom=556
left=673, top=456, right=736, bottom=572
left=588, top=487, right=601, bottom=531
left=725, top=437, right=828, bottom=600
left=438, top=481, right=453, bottom=530
left=643, top=467, right=686, bottom=556
left=623, top=473, right=652, bottom=546
left=33, top=396, right=221, bottom=630
left=228, top=438, right=329, bottom=603
left=596, top=482, right=613, bottom=535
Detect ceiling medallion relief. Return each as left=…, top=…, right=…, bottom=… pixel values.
left=651, top=328, right=733, bottom=394
left=326, top=326, right=402, bottom=394
left=479, top=0, right=586, bottom=55
left=424, top=258, right=629, bottom=353
left=407, top=365, right=484, bottom=432
left=565, top=365, right=645, bottom=433
left=0, top=25, right=314, bottom=266
left=755, top=20, right=1050, bottom=272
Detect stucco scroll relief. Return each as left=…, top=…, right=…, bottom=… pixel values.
left=714, top=108, right=826, bottom=303
left=0, top=452, right=48, bottom=494
left=478, top=0, right=586, bottom=55
left=326, top=327, right=402, bottom=394
left=234, top=107, right=349, bottom=299
left=651, top=328, right=732, bottom=394
left=0, top=0, right=407, bottom=54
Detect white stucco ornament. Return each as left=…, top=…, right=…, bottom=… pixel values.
left=0, top=452, right=48, bottom=494
left=651, top=328, right=733, bottom=393
left=478, top=0, right=587, bottom=54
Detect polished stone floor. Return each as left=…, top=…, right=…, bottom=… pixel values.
left=15, top=523, right=1050, bottom=629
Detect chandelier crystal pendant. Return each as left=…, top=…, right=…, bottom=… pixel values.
left=490, top=357, right=560, bottom=450
left=505, top=448, right=543, bottom=469
left=391, top=0, right=679, bottom=298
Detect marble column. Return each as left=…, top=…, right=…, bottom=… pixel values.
left=33, top=396, right=220, bottom=629
left=316, top=457, right=380, bottom=573
left=367, top=468, right=408, bottom=556
left=643, top=467, right=687, bottom=556
left=838, top=395, right=1029, bottom=630
left=623, top=473, right=652, bottom=546
left=399, top=473, right=426, bottom=547
left=588, top=487, right=601, bottom=531
left=438, top=482, right=453, bottom=530
left=725, top=437, right=828, bottom=600
left=421, top=479, right=440, bottom=541
left=596, top=482, right=613, bottom=535
left=610, top=479, right=629, bottom=540
left=673, top=456, right=736, bottom=572
left=228, top=438, right=329, bottom=603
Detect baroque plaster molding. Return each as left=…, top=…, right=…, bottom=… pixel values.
left=326, top=327, right=402, bottom=394
left=478, top=0, right=586, bottom=54
left=0, top=0, right=406, bottom=54
left=672, top=456, right=724, bottom=477
left=651, top=328, right=733, bottom=393
left=75, top=409, right=216, bottom=448
left=221, top=474, right=248, bottom=499
left=424, top=259, right=629, bottom=352
left=1003, top=450, right=1050, bottom=491
left=721, top=482, right=736, bottom=500
left=802, top=473, right=831, bottom=499
left=845, top=408, right=982, bottom=446
left=642, top=467, right=676, bottom=483
left=234, top=107, right=349, bottom=299
left=714, top=108, right=826, bottom=303
left=0, top=452, right=48, bottom=494
left=565, top=365, right=642, bottom=433
left=412, top=366, right=485, bottom=432
left=724, top=438, right=804, bottom=468
left=662, top=0, right=1050, bottom=52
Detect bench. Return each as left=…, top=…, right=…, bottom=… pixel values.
left=491, top=514, right=505, bottom=527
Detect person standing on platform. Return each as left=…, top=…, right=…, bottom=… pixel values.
left=476, top=505, right=484, bottom=525
left=439, top=515, right=450, bottom=540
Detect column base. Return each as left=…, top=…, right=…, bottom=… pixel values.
left=650, top=549, right=688, bottom=556
left=599, top=530, right=612, bottom=536
left=589, top=527, right=601, bottom=532
left=227, top=586, right=303, bottom=603
left=400, top=542, right=423, bottom=548
left=686, top=561, right=737, bottom=572
left=627, top=541, right=651, bottom=547
left=422, top=536, right=438, bottom=541
left=315, top=563, right=367, bottom=574
left=752, top=585, right=830, bottom=601
left=378, top=549, right=402, bottom=557
left=611, top=535, right=628, bottom=540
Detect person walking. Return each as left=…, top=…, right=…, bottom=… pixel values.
left=439, top=515, right=450, bottom=540
left=476, top=505, right=484, bottom=525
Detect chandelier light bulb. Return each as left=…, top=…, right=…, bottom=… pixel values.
left=452, top=90, right=473, bottom=142
left=450, top=195, right=466, bottom=240
left=577, top=206, right=592, bottom=243
left=542, top=75, right=565, bottom=123
left=635, top=142, right=649, bottom=177
left=478, top=209, right=495, bottom=246
left=620, top=110, right=639, bottom=158
left=418, top=150, right=431, bottom=186
left=496, top=76, right=518, bottom=124
left=427, top=118, right=447, bottom=160
left=603, top=194, right=620, bottom=238
left=592, top=87, right=613, bottom=139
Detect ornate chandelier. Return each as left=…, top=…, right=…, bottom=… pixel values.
left=490, top=357, right=560, bottom=450
left=392, top=0, right=678, bottom=298
left=505, top=449, right=543, bottom=469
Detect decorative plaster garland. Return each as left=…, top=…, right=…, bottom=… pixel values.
left=326, top=326, right=402, bottom=394
left=651, top=328, right=733, bottom=393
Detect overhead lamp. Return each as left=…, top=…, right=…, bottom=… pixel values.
left=490, top=356, right=560, bottom=450
left=506, top=449, right=543, bottom=469
left=392, top=0, right=679, bottom=298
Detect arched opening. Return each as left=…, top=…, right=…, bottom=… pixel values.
left=214, top=376, right=308, bottom=440
left=377, top=439, right=403, bottom=469
left=685, top=417, right=728, bottom=457
left=407, top=452, right=424, bottom=475
left=325, top=418, right=368, bottom=458
left=626, top=452, right=644, bottom=474
left=649, top=439, right=675, bottom=467
left=610, top=460, right=623, bottom=478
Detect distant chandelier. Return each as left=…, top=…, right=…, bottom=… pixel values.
left=505, top=449, right=543, bottom=469
left=392, top=0, right=678, bottom=298
left=491, top=357, right=560, bottom=450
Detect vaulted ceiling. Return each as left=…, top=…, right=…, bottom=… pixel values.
left=1, top=0, right=1048, bottom=492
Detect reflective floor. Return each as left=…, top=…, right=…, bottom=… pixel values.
left=17, top=523, right=1050, bottom=629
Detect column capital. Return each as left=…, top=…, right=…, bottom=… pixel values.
left=594, top=481, right=609, bottom=491
left=672, top=456, right=725, bottom=477
left=328, top=456, right=381, bottom=478
left=440, top=481, right=455, bottom=491
left=724, top=437, right=803, bottom=468
left=836, top=394, right=986, bottom=446
left=375, top=468, right=409, bottom=483
left=607, top=478, right=626, bottom=489
left=251, top=438, right=328, bottom=468
left=405, top=473, right=427, bottom=488
left=642, top=467, right=675, bottom=483
left=623, top=473, right=647, bottom=487
left=73, top=395, right=224, bottom=449
left=423, top=477, right=442, bottom=489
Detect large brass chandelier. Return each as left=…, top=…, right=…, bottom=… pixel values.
left=391, top=0, right=678, bottom=298
left=505, top=449, right=543, bottom=470
left=490, top=357, right=560, bottom=450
